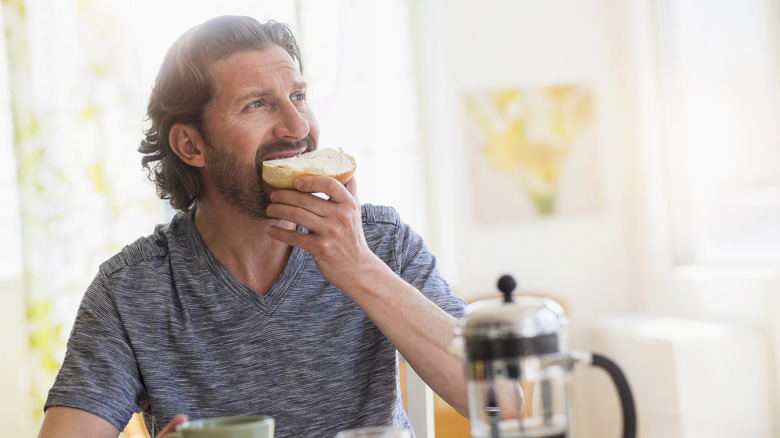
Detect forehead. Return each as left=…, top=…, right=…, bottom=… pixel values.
left=207, top=46, right=302, bottom=97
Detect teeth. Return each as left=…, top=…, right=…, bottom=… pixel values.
left=266, top=152, right=301, bottom=161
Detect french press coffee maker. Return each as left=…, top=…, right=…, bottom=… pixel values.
left=456, top=275, right=636, bottom=438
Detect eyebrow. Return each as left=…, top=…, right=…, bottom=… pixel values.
left=235, top=81, right=308, bottom=106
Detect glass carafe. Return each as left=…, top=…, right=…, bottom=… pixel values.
left=457, top=275, right=636, bottom=438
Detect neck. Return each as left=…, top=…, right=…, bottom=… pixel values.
left=193, top=198, right=295, bottom=295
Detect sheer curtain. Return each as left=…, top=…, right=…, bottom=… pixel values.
left=2, top=0, right=165, bottom=421
left=2, top=0, right=426, bottom=430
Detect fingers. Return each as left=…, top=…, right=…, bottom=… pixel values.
left=266, top=174, right=373, bottom=288
left=265, top=175, right=362, bottom=253
left=268, top=190, right=330, bottom=223
left=157, top=414, right=188, bottom=437
left=266, top=191, right=355, bottom=246
left=267, top=175, right=358, bottom=222
left=293, top=175, right=356, bottom=204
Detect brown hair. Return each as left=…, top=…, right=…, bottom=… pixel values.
left=139, top=16, right=303, bottom=211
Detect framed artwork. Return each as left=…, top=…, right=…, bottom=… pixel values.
left=465, top=85, right=601, bottom=222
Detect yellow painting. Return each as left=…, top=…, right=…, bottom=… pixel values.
left=465, top=85, right=601, bottom=221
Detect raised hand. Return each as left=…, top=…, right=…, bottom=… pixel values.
left=265, top=175, right=376, bottom=290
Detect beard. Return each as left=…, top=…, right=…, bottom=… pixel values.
left=202, top=134, right=314, bottom=220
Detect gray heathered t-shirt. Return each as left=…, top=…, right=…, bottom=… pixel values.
left=45, top=204, right=465, bottom=438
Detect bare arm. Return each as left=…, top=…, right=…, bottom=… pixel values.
left=266, top=176, right=468, bottom=416
left=39, top=407, right=189, bottom=438
left=340, top=258, right=468, bottom=416
left=38, top=406, right=120, bottom=438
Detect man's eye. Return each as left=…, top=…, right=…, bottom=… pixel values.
left=292, top=93, right=306, bottom=102
left=248, top=100, right=265, bottom=109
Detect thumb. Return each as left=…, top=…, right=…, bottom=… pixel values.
left=345, top=175, right=359, bottom=204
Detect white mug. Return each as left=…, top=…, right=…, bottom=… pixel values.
left=167, top=415, right=274, bottom=438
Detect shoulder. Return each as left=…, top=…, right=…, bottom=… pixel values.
left=360, top=204, right=408, bottom=246
left=360, top=203, right=428, bottom=268
left=97, top=219, right=176, bottom=278
left=361, top=203, right=401, bottom=226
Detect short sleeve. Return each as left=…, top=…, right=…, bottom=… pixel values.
left=396, top=223, right=466, bottom=318
left=44, top=272, right=145, bottom=431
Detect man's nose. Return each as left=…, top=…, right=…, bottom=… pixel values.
left=273, top=101, right=310, bottom=140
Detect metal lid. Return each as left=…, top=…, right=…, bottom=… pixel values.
left=459, top=275, right=568, bottom=360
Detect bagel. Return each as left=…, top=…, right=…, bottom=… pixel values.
left=261, top=148, right=356, bottom=189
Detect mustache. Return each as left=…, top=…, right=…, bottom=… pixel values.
left=257, top=137, right=314, bottom=162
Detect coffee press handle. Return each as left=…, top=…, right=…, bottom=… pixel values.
left=591, top=353, right=637, bottom=438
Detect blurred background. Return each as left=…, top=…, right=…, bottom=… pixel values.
left=1, top=0, right=779, bottom=436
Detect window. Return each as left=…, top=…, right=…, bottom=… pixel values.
left=297, top=0, right=429, bottom=235
left=654, top=0, right=780, bottom=266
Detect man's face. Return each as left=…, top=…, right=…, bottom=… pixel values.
left=199, top=46, right=319, bottom=219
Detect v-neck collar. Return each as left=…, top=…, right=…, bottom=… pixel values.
left=180, top=211, right=308, bottom=314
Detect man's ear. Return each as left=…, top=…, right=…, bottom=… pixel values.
left=169, top=123, right=206, bottom=168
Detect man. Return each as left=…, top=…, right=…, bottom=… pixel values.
left=38, top=15, right=467, bottom=438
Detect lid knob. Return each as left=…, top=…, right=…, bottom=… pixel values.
left=497, top=274, right=517, bottom=303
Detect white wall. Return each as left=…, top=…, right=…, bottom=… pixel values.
left=412, top=0, right=639, bottom=333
